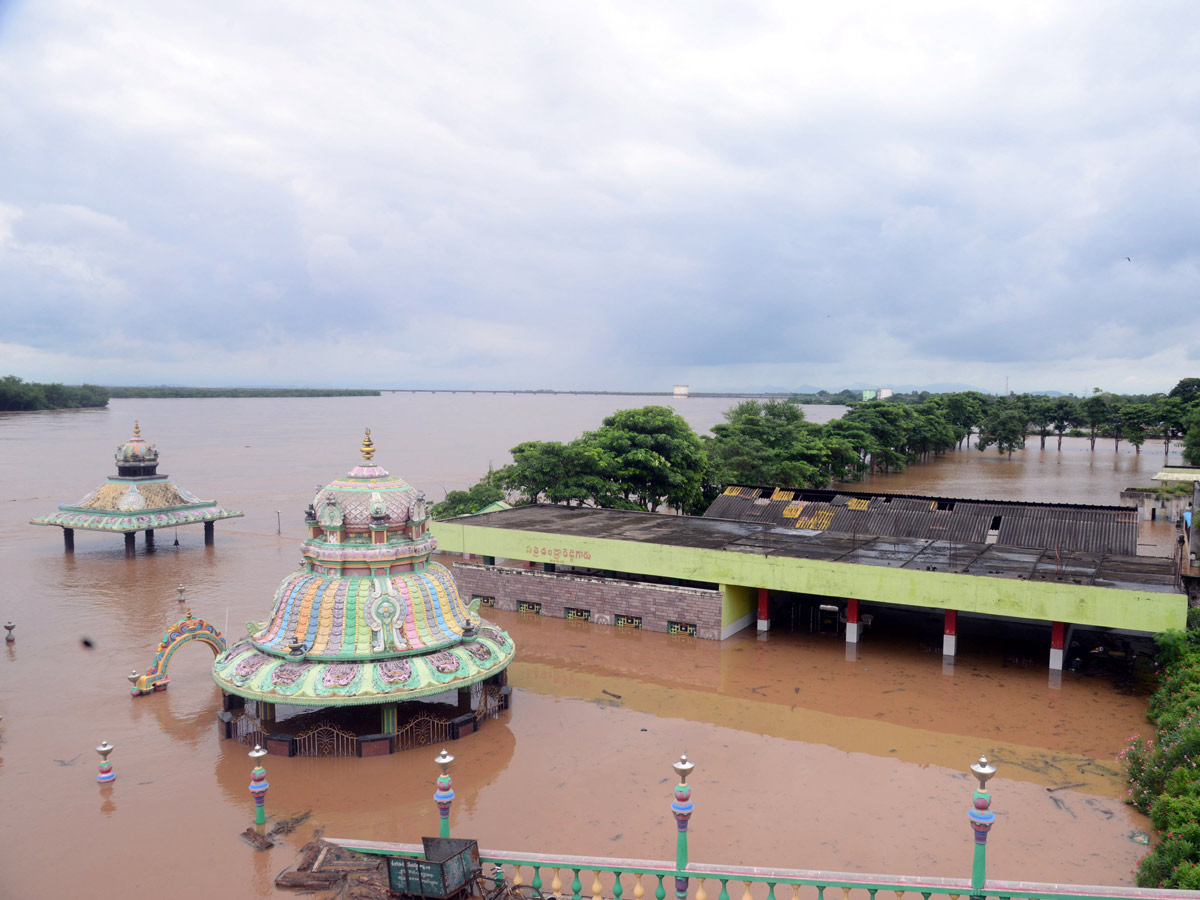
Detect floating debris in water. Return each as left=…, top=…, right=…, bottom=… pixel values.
left=240, top=827, right=274, bottom=851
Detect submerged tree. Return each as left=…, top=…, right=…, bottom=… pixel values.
left=977, top=403, right=1027, bottom=458
left=706, top=399, right=829, bottom=489
left=431, top=476, right=504, bottom=519
left=589, top=406, right=707, bottom=513
left=1050, top=396, right=1079, bottom=450
left=1183, top=407, right=1200, bottom=466
left=1078, top=391, right=1110, bottom=451
left=1160, top=396, right=1189, bottom=457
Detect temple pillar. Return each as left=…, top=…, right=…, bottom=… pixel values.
left=204, top=521, right=215, bottom=545
left=259, top=702, right=276, bottom=727
left=381, top=704, right=398, bottom=734
left=145, top=529, right=155, bottom=546
left=63, top=528, right=74, bottom=552
left=756, top=587, right=770, bottom=632
left=1049, top=621, right=1065, bottom=671
left=845, top=598, right=860, bottom=644
left=124, top=532, right=136, bottom=554
left=943, top=609, right=957, bottom=658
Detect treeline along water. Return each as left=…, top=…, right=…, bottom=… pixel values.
left=0, top=394, right=1178, bottom=899
left=0, top=374, right=109, bottom=410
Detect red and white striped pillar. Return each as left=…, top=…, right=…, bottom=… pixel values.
left=845, top=598, right=860, bottom=644
left=943, top=609, right=957, bottom=657
left=1050, top=621, right=1065, bottom=671
left=756, top=587, right=770, bottom=632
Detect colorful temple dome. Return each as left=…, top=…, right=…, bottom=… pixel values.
left=30, top=423, right=242, bottom=535
left=212, top=430, right=514, bottom=707
left=115, top=420, right=159, bottom=475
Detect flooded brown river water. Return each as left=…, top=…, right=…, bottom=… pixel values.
left=0, top=396, right=1185, bottom=898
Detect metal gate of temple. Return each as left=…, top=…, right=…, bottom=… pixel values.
left=294, top=721, right=359, bottom=757
left=232, top=716, right=267, bottom=748
left=394, top=715, right=452, bottom=752
left=476, top=684, right=503, bottom=722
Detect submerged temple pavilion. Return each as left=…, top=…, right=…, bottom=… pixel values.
left=30, top=422, right=243, bottom=551
left=211, top=430, right=515, bottom=757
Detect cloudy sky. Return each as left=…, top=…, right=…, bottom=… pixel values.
left=1, top=1, right=1196, bottom=394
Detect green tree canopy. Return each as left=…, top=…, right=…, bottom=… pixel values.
left=1050, top=396, right=1079, bottom=450
left=1169, top=377, right=1200, bottom=406
left=1121, top=402, right=1155, bottom=453
left=977, top=402, right=1027, bottom=458
left=0, top=375, right=109, bottom=411
left=1078, top=391, right=1111, bottom=451
left=590, top=406, right=708, bottom=513
left=1028, top=395, right=1056, bottom=450
left=1183, top=407, right=1200, bottom=466
left=497, top=440, right=617, bottom=507
left=705, top=399, right=829, bottom=489
left=431, top=478, right=504, bottom=519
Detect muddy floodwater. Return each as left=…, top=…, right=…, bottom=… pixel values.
left=0, top=396, right=1184, bottom=899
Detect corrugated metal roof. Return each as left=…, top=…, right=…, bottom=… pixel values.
left=704, top=485, right=1139, bottom=555
left=451, top=505, right=1181, bottom=595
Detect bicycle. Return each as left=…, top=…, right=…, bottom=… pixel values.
left=470, top=864, right=544, bottom=900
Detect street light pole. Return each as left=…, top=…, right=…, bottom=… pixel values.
left=967, top=756, right=997, bottom=899
left=434, top=749, right=455, bottom=838
left=671, top=753, right=695, bottom=900
left=96, top=740, right=116, bottom=783
left=249, top=744, right=269, bottom=827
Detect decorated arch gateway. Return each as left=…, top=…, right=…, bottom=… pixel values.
left=131, top=610, right=227, bottom=695
left=212, top=430, right=515, bottom=756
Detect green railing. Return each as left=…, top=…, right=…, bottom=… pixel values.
left=316, top=752, right=1200, bottom=900
left=325, top=839, right=1200, bottom=900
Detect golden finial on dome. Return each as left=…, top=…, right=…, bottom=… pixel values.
left=361, top=427, right=375, bottom=462
left=133, top=420, right=141, bottom=438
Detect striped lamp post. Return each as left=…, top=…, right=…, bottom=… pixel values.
left=967, top=756, right=997, bottom=899
left=671, top=753, right=695, bottom=900
left=96, top=740, right=116, bottom=783
left=434, top=749, right=455, bottom=838
left=248, top=744, right=269, bottom=826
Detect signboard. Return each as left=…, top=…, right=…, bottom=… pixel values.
left=387, top=839, right=479, bottom=899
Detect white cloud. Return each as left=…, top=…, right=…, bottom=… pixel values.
left=0, top=0, right=1197, bottom=392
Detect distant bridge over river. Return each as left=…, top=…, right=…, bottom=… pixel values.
left=382, top=389, right=809, bottom=399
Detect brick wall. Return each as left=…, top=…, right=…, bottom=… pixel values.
left=453, top=562, right=724, bottom=640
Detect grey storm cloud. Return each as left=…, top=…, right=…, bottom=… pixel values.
left=0, top=0, right=1197, bottom=393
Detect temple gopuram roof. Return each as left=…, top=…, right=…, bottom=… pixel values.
left=30, top=422, right=243, bottom=534
left=212, top=429, right=515, bottom=706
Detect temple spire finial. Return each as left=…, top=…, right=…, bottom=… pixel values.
left=133, top=420, right=141, bottom=438
left=361, top=428, right=375, bottom=462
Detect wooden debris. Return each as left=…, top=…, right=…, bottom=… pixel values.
left=295, top=841, right=322, bottom=872
left=275, top=869, right=340, bottom=889
left=240, top=827, right=275, bottom=851
left=269, top=809, right=312, bottom=836
left=1046, top=782, right=1087, bottom=793
left=277, top=839, right=388, bottom=895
